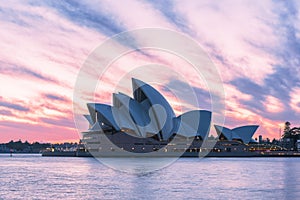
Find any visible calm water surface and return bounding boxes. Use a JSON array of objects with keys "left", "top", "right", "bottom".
[{"left": 0, "top": 154, "right": 299, "bottom": 199}]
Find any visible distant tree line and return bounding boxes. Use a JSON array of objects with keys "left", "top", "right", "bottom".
[
  {"left": 0, "top": 140, "right": 51, "bottom": 153},
  {"left": 0, "top": 140, "right": 81, "bottom": 153}
]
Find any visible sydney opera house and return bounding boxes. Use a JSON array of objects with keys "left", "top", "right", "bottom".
[{"left": 83, "top": 78, "right": 261, "bottom": 157}]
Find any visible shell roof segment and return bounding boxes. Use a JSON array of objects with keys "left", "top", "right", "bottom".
[{"left": 214, "top": 125, "right": 259, "bottom": 144}]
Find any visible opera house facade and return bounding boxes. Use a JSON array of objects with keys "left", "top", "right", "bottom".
[{"left": 83, "top": 78, "right": 262, "bottom": 157}]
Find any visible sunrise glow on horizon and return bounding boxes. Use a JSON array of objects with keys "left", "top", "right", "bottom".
[{"left": 1, "top": 1, "right": 300, "bottom": 143}]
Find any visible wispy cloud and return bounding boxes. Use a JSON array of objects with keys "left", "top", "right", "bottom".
[
  {"left": 40, "top": 0, "right": 125, "bottom": 36},
  {"left": 0, "top": 99, "right": 30, "bottom": 112},
  {"left": 40, "top": 117, "right": 75, "bottom": 128},
  {"left": 43, "top": 93, "right": 68, "bottom": 102},
  {"left": 0, "top": 109, "right": 14, "bottom": 116},
  {"left": 0, "top": 62, "right": 58, "bottom": 83},
  {"left": 146, "top": 0, "right": 194, "bottom": 35}
]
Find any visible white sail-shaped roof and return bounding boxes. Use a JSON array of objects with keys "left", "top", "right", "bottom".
[
  {"left": 132, "top": 78, "right": 175, "bottom": 140},
  {"left": 87, "top": 103, "right": 120, "bottom": 131},
  {"left": 175, "top": 110, "right": 211, "bottom": 139},
  {"left": 214, "top": 125, "right": 259, "bottom": 144},
  {"left": 113, "top": 106, "right": 137, "bottom": 132},
  {"left": 214, "top": 125, "right": 233, "bottom": 140},
  {"left": 113, "top": 93, "right": 161, "bottom": 137},
  {"left": 232, "top": 126, "right": 259, "bottom": 144}
]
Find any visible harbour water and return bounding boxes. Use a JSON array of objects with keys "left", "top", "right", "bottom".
[{"left": 0, "top": 154, "right": 299, "bottom": 199}]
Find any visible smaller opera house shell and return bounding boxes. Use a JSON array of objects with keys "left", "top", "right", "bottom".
[{"left": 214, "top": 125, "right": 259, "bottom": 144}]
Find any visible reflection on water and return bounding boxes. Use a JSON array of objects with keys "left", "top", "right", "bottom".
[
  {"left": 0, "top": 154, "right": 299, "bottom": 199},
  {"left": 97, "top": 157, "right": 179, "bottom": 173}
]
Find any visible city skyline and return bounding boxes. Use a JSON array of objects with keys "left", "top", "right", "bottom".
[{"left": 1, "top": 1, "right": 300, "bottom": 142}]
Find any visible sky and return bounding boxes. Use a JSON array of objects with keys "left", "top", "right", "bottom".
[{"left": 0, "top": 0, "right": 300, "bottom": 143}]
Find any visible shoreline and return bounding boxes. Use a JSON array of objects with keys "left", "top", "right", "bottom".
[
  {"left": 2, "top": 151, "right": 300, "bottom": 158},
  {"left": 41, "top": 151, "right": 300, "bottom": 158}
]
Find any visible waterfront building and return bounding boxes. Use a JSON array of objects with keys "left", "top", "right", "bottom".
[{"left": 82, "top": 78, "right": 269, "bottom": 156}]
